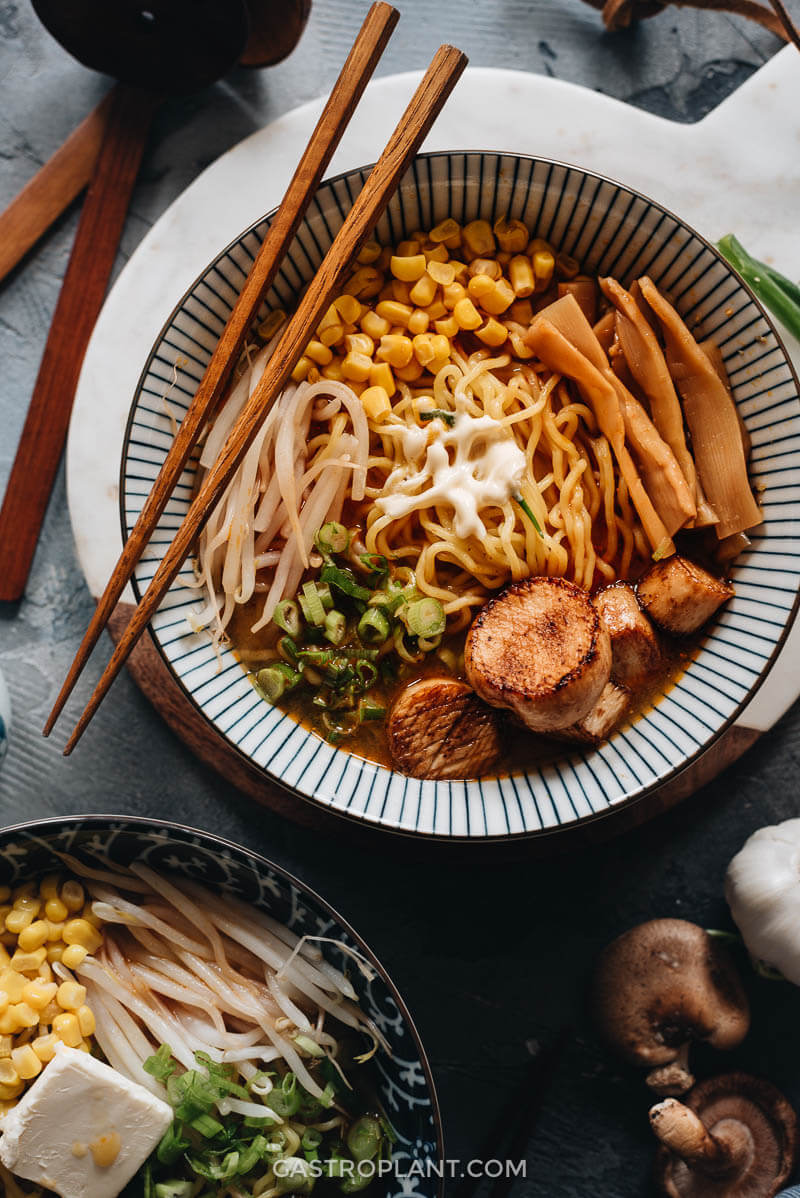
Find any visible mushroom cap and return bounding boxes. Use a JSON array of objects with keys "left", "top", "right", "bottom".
[
  {"left": 654, "top": 1073, "right": 798, "bottom": 1197},
  {"left": 591, "top": 919, "right": 750, "bottom": 1068}
]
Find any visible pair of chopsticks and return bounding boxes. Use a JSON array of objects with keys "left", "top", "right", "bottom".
[{"left": 44, "top": 3, "right": 467, "bottom": 752}]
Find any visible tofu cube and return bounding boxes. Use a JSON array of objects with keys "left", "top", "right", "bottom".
[{"left": 0, "top": 1044, "right": 173, "bottom": 1198}]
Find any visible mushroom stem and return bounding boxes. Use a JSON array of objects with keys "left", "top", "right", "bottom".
[
  {"left": 647, "top": 1044, "right": 695, "bottom": 1097},
  {"left": 650, "top": 1099, "right": 734, "bottom": 1176}
]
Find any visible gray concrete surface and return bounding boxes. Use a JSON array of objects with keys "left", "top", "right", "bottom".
[{"left": 1, "top": 2, "right": 799, "bottom": 1194}]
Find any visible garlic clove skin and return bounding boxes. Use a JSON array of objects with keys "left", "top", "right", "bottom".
[{"left": 725, "top": 818, "right": 800, "bottom": 986}]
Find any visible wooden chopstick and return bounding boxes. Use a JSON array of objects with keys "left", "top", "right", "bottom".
[
  {"left": 43, "top": 0, "right": 400, "bottom": 737},
  {"left": 61, "top": 42, "right": 468, "bottom": 754}
]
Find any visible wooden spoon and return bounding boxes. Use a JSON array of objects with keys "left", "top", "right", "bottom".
[{"left": 0, "top": 0, "right": 249, "bottom": 602}]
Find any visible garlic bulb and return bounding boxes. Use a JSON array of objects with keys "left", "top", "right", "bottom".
[{"left": 725, "top": 818, "right": 800, "bottom": 985}]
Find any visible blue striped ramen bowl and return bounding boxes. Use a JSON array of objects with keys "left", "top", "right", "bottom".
[{"left": 120, "top": 152, "right": 800, "bottom": 841}]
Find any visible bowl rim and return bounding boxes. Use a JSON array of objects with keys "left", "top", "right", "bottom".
[
  {"left": 119, "top": 148, "right": 800, "bottom": 842},
  {"left": 0, "top": 812, "right": 445, "bottom": 1187}
]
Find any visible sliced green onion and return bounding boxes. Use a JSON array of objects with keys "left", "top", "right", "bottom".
[
  {"left": 514, "top": 493, "right": 543, "bottom": 535},
  {"left": 277, "top": 635, "right": 299, "bottom": 663},
  {"left": 359, "top": 700, "right": 386, "bottom": 722},
  {"left": 272, "top": 599, "right": 302, "bottom": 638},
  {"left": 154, "top": 1182, "right": 194, "bottom": 1198},
  {"left": 324, "top": 609, "right": 347, "bottom": 645},
  {"left": 317, "top": 581, "right": 334, "bottom": 611},
  {"left": 144, "top": 1044, "right": 176, "bottom": 1082},
  {"left": 315, "top": 521, "right": 351, "bottom": 555},
  {"left": 190, "top": 1113, "right": 224, "bottom": 1138},
  {"left": 347, "top": 1115, "right": 383, "bottom": 1162},
  {"left": 256, "top": 663, "right": 301, "bottom": 702},
  {"left": 265, "top": 1073, "right": 300, "bottom": 1118},
  {"left": 297, "top": 647, "right": 334, "bottom": 667},
  {"left": 357, "top": 608, "right": 390, "bottom": 644},
  {"left": 419, "top": 408, "right": 455, "bottom": 426},
  {"left": 300, "top": 580, "right": 327, "bottom": 626},
  {"left": 717, "top": 233, "right": 800, "bottom": 340},
  {"left": 274, "top": 1158, "right": 315, "bottom": 1195},
  {"left": 359, "top": 552, "right": 388, "bottom": 579},
  {"left": 321, "top": 564, "right": 372, "bottom": 603},
  {"left": 355, "top": 660, "right": 378, "bottom": 689},
  {"left": 405, "top": 597, "right": 445, "bottom": 637}
]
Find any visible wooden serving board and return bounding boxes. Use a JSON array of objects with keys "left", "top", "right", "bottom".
[{"left": 73, "top": 59, "right": 800, "bottom": 847}]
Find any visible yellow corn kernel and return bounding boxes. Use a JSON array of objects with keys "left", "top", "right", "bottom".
[
  {"left": 39, "top": 876, "right": 60, "bottom": 900},
  {"left": 317, "top": 303, "right": 340, "bottom": 333},
  {"left": 61, "top": 881, "right": 84, "bottom": 914},
  {"left": 360, "top": 386, "right": 391, "bottom": 422},
  {"left": 32, "top": 1033, "right": 59, "bottom": 1063},
  {"left": 369, "top": 362, "right": 396, "bottom": 397},
  {"left": 63, "top": 920, "right": 102, "bottom": 955},
  {"left": 76, "top": 1005, "right": 96, "bottom": 1038},
  {"left": 341, "top": 351, "right": 373, "bottom": 383},
  {"left": 556, "top": 250, "right": 580, "bottom": 279},
  {"left": 429, "top": 334, "right": 450, "bottom": 360},
  {"left": 468, "top": 257, "right": 502, "bottom": 280},
  {"left": 426, "top": 260, "right": 456, "bottom": 287},
  {"left": 80, "top": 906, "right": 103, "bottom": 931},
  {"left": 17, "top": 921, "right": 49, "bottom": 953},
  {"left": 475, "top": 318, "right": 509, "bottom": 348},
  {"left": 0, "top": 1034, "right": 12, "bottom": 1056},
  {"left": 37, "top": 964, "right": 53, "bottom": 986},
  {"left": 22, "top": 980, "right": 58, "bottom": 1012},
  {"left": 344, "top": 332, "right": 374, "bottom": 357},
  {"left": 0, "top": 1058, "right": 17, "bottom": 1085},
  {"left": 394, "top": 358, "right": 424, "bottom": 383},
  {"left": 0, "top": 1010, "right": 19, "bottom": 1036},
  {"left": 442, "top": 282, "right": 467, "bottom": 310},
  {"left": 343, "top": 266, "right": 383, "bottom": 300},
  {"left": 434, "top": 316, "right": 459, "bottom": 338},
  {"left": 375, "top": 300, "right": 412, "bottom": 329},
  {"left": 321, "top": 359, "right": 344, "bottom": 383},
  {"left": 428, "top": 218, "right": 461, "bottom": 248},
  {"left": 11, "top": 1044, "right": 42, "bottom": 1081},
  {"left": 393, "top": 239, "right": 418, "bottom": 258},
  {"left": 462, "top": 219, "right": 495, "bottom": 259},
  {"left": 291, "top": 356, "right": 311, "bottom": 383},
  {"left": 319, "top": 322, "right": 345, "bottom": 348},
  {"left": 0, "top": 888, "right": 9, "bottom": 904},
  {"left": 44, "top": 897, "right": 69, "bottom": 924},
  {"left": 0, "top": 993, "right": 7, "bottom": 1017},
  {"left": 46, "top": 921, "right": 65, "bottom": 943},
  {"left": 38, "top": 1001, "right": 61, "bottom": 1025},
  {"left": 479, "top": 278, "right": 515, "bottom": 316},
  {"left": 406, "top": 309, "right": 430, "bottom": 336},
  {"left": 306, "top": 366, "right": 320, "bottom": 385},
  {"left": 494, "top": 216, "right": 529, "bottom": 254},
  {"left": 0, "top": 947, "right": 9, "bottom": 972},
  {"left": 390, "top": 254, "right": 426, "bottom": 283},
  {"left": 257, "top": 309, "right": 286, "bottom": 341},
  {"left": 56, "top": 982, "right": 87, "bottom": 1012},
  {"left": 46, "top": 945, "right": 65, "bottom": 966},
  {"left": 53, "top": 1012, "right": 82, "bottom": 1048},
  {"left": 360, "top": 310, "right": 390, "bottom": 341},
  {"left": 423, "top": 243, "right": 449, "bottom": 263},
  {"left": 333, "top": 294, "right": 364, "bottom": 324},
  {"left": 412, "top": 334, "right": 437, "bottom": 367},
  {"left": 409, "top": 273, "right": 437, "bottom": 308},
  {"left": 377, "top": 284, "right": 394, "bottom": 304},
  {"left": 11, "top": 948, "right": 47, "bottom": 974},
  {"left": 13, "top": 1003, "right": 39, "bottom": 1030},
  {"left": 0, "top": 1083, "right": 24, "bottom": 1103},
  {"left": 510, "top": 299, "right": 534, "bottom": 325},
  {"left": 509, "top": 255, "right": 535, "bottom": 298},
  {"left": 304, "top": 339, "right": 333, "bottom": 367},
  {"left": 0, "top": 970, "right": 25, "bottom": 1003},
  {"left": 390, "top": 280, "right": 412, "bottom": 306},
  {"left": 425, "top": 300, "right": 448, "bottom": 321},
  {"left": 376, "top": 334, "right": 413, "bottom": 369},
  {"left": 13, "top": 883, "right": 36, "bottom": 900},
  {"left": 357, "top": 240, "right": 381, "bottom": 265},
  {"left": 533, "top": 249, "right": 555, "bottom": 286},
  {"left": 453, "top": 297, "right": 483, "bottom": 331},
  {"left": 5, "top": 908, "right": 34, "bottom": 935}
]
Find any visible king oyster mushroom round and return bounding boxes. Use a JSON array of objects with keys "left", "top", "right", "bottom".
[
  {"left": 651, "top": 1073, "right": 798, "bottom": 1198},
  {"left": 591, "top": 919, "right": 750, "bottom": 1095}
]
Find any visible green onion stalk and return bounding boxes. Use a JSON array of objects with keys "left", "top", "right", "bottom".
[{"left": 717, "top": 234, "right": 800, "bottom": 342}]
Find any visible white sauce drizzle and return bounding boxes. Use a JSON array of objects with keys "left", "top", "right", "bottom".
[{"left": 377, "top": 410, "right": 526, "bottom": 540}]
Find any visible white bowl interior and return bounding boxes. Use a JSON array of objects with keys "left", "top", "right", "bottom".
[{"left": 121, "top": 152, "right": 800, "bottom": 839}]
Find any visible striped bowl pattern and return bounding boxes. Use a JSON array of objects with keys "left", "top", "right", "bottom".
[
  {"left": 121, "top": 152, "right": 800, "bottom": 840},
  {"left": 0, "top": 816, "right": 442, "bottom": 1197}
]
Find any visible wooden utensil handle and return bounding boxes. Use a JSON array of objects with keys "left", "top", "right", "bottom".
[
  {"left": 0, "top": 88, "right": 115, "bottom": 286},
  {"left": 0, "top": 85, "right": 160, "bottom": 603}
]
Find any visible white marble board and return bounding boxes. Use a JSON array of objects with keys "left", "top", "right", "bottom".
[{"left": 67, "top": 52, "right": 800, "bottom": 743}]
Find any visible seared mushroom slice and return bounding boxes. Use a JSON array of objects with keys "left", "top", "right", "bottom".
[
  {"left": 591, "top": 920, "right": 749, "bottom": 1096},
  {"left": 465, "top": 576, "right": 611, "bottom": 733},
  {"left": 386, "top": 677, "right": 502, "bottom": 780},
  {"left": 637, "top": 555, "right": 734, "bottom": 636},
  {"left": 594, "top": 582, "right": 661, "bottom": 686},
  {"left": 652, "top": 1074, "right": 797, "bottom": 1197}
]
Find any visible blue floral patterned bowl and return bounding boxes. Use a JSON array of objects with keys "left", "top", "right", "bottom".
[{"left": 0, "top": 815, "right": 443, "bottom": 1198}]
